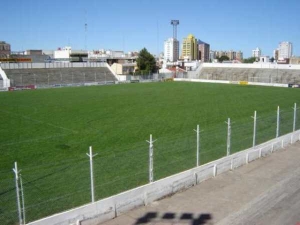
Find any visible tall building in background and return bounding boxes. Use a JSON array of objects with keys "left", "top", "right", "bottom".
[
  {"left": 181, "top": 34, "right": 198, "bottom": 60},
  {"left": 0, "top": 41, "right": 11, "bottom": 58},
  {"left": 236, "top": 51, "right": 243, "bottom": 61},
  {"left": 164, "top": 38, "right": 179, "bottom": 62},
  {"left": 273, "top": 49, "right": 279, "bottom": 60},
  {"left": 198, "top": 40, "right": 210, "bottom": 62},
  {"left": 252, "top": 47, "right": 261, "bottom": 58},
  {"left": 278, "top": 42, "right": 292, "bottom": 59}
]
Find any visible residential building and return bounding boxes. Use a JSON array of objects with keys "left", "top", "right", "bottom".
[
  {"left": 198, "top": 40, "right": 210, "bottom": 62},
  {"left": 252, "top": 47, "right": 261, "bottom": 58},
  {"left": 227, "top": 50, "right": 236, "bottom": 60},
  {"left": 236, "top": 51, "right": 243, "bottom": 61},
  {"left": 111, "top": 62, "right": 137, "bottom": 75},
  {"left": 213, "top": 50, "right": 243, "bottom": 61},
  {"left": 278, "top": 41, "right": 292, "bottom": 59},
  {"left": 290, "top": 57, "right": 300, "bottom": 65},
  {"left": 181, "top": 34, "right": 198, "bottom": 61},
  {"left": 164, "top": 38, "right": 179, "bottom": 62},
  {"left": 0, "top": 41, "right": 11, "bottom": 58},
  {"left": 273, "top": 49, "right": 279, "bottom": 60},
  {"left": 209, "top": 50, "right": 215, "bottom": 61}
]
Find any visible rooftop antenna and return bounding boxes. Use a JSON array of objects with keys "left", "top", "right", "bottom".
[
  {"left": 171, "top": 20, "right": 179, "bottom": 40},
  {"left": 85, "top": 10, "right": 88, "bottom": 51}
]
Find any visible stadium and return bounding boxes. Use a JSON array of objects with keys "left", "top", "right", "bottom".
[{"left": 1, "top": 62, "right": 300, "bottom": 225}]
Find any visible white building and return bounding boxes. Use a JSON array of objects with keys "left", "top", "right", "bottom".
[
  {"left": 252, "top": 47, "right": 261, "bottom": 58},
  {"left": 278, "top": 42, "right": 292, "bottom": 59},
  {"left": 54, "top": 46, "right": 72, "bottom": 61},
  {"left": 164, "top": 38, "right": 179, "bottom": 62}
]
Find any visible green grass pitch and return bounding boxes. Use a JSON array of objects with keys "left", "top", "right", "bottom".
[{"left": 0, "top": 82, "right": 300, "bottom": 224}]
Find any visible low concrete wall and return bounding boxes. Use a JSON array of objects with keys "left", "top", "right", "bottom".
[
  {"left": 28, "top": 130, "right": 300, "bottom": 225},
  {"left": 174, "top": 78, "right": 289, "bottom": 88}
]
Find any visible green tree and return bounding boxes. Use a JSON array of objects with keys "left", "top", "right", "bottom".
[
  {"left": 243, "top": 57, "right": 257, "bottom": 63},
  {"left": 217, "top": 56, "right": 230, "bottom": 62},
  {"left": 136, "top": 48, "right": 156, "bottom": 74}
]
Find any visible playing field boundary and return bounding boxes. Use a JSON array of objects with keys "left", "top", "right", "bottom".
[
  {"left": 174, "top": 78, "right": 288, "bottom": 88},
  {"left": 27, "top": 129, "right": 300, "bottom": 225}
]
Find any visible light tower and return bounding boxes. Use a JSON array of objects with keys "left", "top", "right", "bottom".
[{"left": 171, "top": 20, "right": 179, "bottom": 40}]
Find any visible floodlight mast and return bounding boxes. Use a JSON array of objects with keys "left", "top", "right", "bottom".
[{"left": 171, "top": 20, "right": 180, "bottom": 40}]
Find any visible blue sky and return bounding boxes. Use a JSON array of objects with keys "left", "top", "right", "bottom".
[{"left": 1, "top": 0, "right": 300, "bottom": 57}]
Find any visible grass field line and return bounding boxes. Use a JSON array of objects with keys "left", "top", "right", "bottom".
[
  {"left": 0, "top": 133, "right": 68, "bottom": 147},
  {"left": 0, "top": 109, "right": 78, "bottom": 134}
]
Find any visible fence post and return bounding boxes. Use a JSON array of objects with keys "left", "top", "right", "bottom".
[
  {"left": 194, "top": 125, "right": 200, "bottom": 167},
  {"left": 293, "top": 103, "right": 297, "bottom": 132},
  {"left": 252, "top": 111, "right": 257, "bottom": 148},
  {"left": 226, "top": 118, "right": 231, "bottom": 156},
  {"left": 13, "top": 162, "right": 23, "bottom": 225},
  {"left": 146, "top": 135, "right": 156, "bottom": 183},
  {"left": 20, "top": 175, "right": 26, "bottom": 225},
  {"left": 86, "top": 146, "right": 97, "bottom": 203},
  {"left": 276, "top": 106, "right": 280, "bottom": 138}
]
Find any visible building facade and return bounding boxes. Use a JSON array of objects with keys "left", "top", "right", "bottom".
[
  {"left": 252, "top": 47, "right": 261, "bottom": 58},
  {"left": 213, "top": 50, "right": 243, "bottom": 61},
  {"left": 278, "top": 42, "right": 292, "bottom": 59},
  {"left": 181, "top": 34, "right": 198, "bottom": 61},
  {"left": 164, "top": 38, "right": 179, "bottom": 62},
  {"left": 198, "top": 40, "right": 210, "bottom": 62},
  {"left": 236, "top": 51, "right": 243, "bottom": 61},
  {"left": 0, "top": 41, "right": 11, "bottom": 58}
]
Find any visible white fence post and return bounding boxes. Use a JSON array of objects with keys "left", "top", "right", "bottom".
[
  {"left": 146, "top": 135, "right": 156, "bottom": 183},
  {"left": 252, "top": 111, "right": 257, "bottom": 148},
  {"left": 226, "top": 118, "right": 231, "bottom": 156},
  {"left": 86, "top": 146, "right": 98, "bottom": 203},
  {"left": 20, "top": 174, "right": 26, "bottom": 225},
  {"left": 293, "top": 103, "right": 297, "bottom": 132},
  {"left": 13, "top": 162, "right": 23, "bottom": 225},
  {"left": 194, "top": 125, "right": 200, "bottom": 167},
  {"left": 276, "top": 106, "right": 280, "bottom": 138}
]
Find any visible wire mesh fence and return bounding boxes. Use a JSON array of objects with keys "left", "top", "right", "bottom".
[{"left": 0, "top": 103, "right": 299, "bottom": 225}]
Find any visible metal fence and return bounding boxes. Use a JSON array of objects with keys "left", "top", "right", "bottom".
[
  {"left": 0, "top": 103, "right": 299, "bottom": 225},
  {"left": 0, "top": 62, "right": 107, "bottom": 70}
]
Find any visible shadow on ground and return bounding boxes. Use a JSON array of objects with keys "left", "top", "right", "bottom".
[{"left": 135, "top": 212, "right": 212, "bottom": 225}]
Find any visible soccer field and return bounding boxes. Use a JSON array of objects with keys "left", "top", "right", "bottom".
[{"left": 1, "top": 82, "right": 300, "bottom": 224}]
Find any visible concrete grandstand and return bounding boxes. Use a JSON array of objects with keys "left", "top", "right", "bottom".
[
  {"left": 190, "top": 63, "right": 300, "bottom": 84},
  {"left": 3, "top": 66, "right": 117, "bottom": 87}
]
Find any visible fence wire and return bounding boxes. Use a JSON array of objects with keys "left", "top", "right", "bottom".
[{"left": 0, "top": 104, "right": 299, "bottom": 225}]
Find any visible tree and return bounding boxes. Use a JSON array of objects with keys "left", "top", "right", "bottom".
[
  {"left": 136, "top": 48, "right": 156, "bottom": 74},
  {"left": 216, "top": 56, "right": 230, "bottom": 62},
  {"left": 243, "top": 57, "right": 257, "bottom": 64},
  {"left": 270, "top": 57, "right": 275, "bottom": 63}
]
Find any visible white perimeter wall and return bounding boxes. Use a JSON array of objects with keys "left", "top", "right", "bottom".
[
  {"left": 0, "top": 66, "right": 10, "bottom": 88},
  {"left": 174, "top": 78, "right": 288, "bottom": 88},
  {"left": 28, "top": 130, "right": 300, "bottom": 225},
  {"left": 202, "top": 63, "right": 300, "bottom": 70}
]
